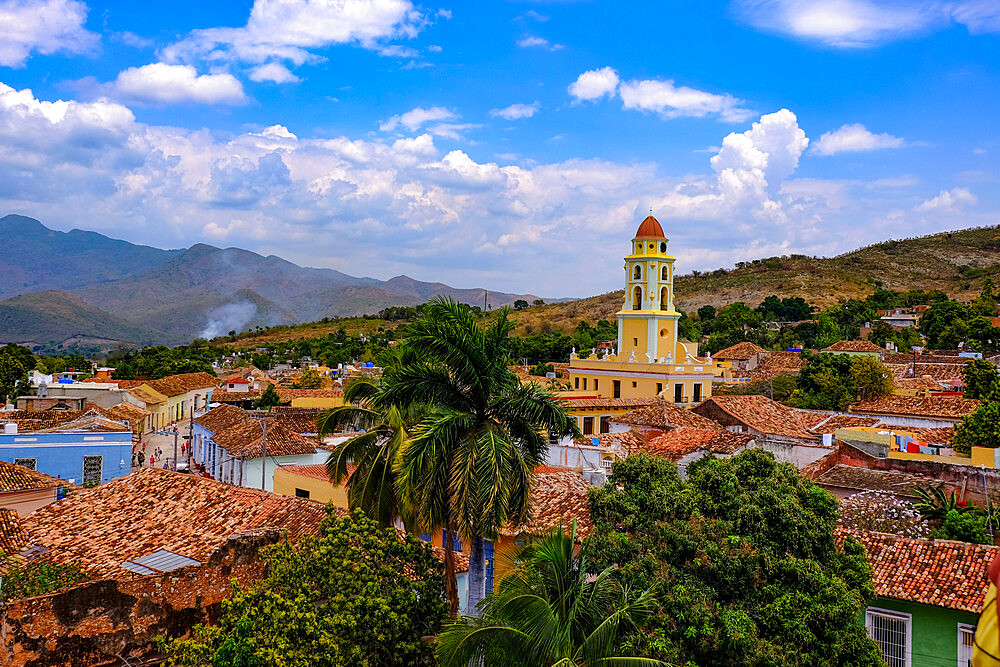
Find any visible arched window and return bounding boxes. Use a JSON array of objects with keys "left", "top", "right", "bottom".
[
  {"left": 661, "top": 265, "right": 668, "bottom": 281},
  {"left": 660, "top": 287, "right": 668, "bottom": 310},
  {"left": 633, "top": 264, "right": 642, "bottom": 280},
  {"left": 660, "top": 242, "right": 667, "bottom": 253},
  {"left": 633, "top": 286, "right": 642, "bottom": 310}
]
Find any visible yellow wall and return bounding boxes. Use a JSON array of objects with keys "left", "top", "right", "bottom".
[
  {"left": 273, "top": 468, "right": 349, "bottom": 506},
  {"left": 568, "top": 370, "right": 711, "bottom": 403},
  {"left": 290, "top": 396, "right": 344, "bottom": 408}
]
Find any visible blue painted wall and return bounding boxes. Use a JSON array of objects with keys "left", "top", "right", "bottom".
[{"left": 0, "top": 431, "right": 132, "bottom": 484}]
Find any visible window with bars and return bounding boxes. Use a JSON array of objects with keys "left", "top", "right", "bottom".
[
  {"left": 13, "top": 458, "right": 36, "bottom": 470},
  {"left": 958, "top": 623, "right": 975, "bottom": 667},
  {"left": 82, "top": 455, "right": 103, "bottom": 486},
  {"left": 865, "top": 608, "right": 910, "bottom": 667}
]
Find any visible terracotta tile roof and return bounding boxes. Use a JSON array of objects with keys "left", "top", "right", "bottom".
[
  {"left": 144, "top": 372, "right": 218, "bottom": 398},
  {"left": 840, "top": 527, "right": 999, "bottom": 612},
  {"left": 277, "top": 463, "right": 352, "bottom": 483},
  {"left": 0, "top": 461, "right": 68, "bottom": 493},
  {"left": 696, "top": 395, "right": 819, "bottom": 440},
  {"left": 504, "top": 468, "right": 592, "bottom": 538},
  {"left": 104, "top": 402, "right": 151, "bottom": 429},
  {"left": 613, "top": 399, "right": 723, "bottom": 430},
  {"left": 807, "top": 415, "right": 880, "bottom": 435},
  {"left": 560, "top": 397, "right": 659, "bottom": 410},
  {"left": 211, "top": 390, "right": 263, "bottom": 403},
  {"left": 31, "top": 412, "right": 132, "bottom": 434},
  {"left": 0, "top": 508, "right": 27, "bottom": 555},
  {"left": 19, "top": 467, "right": 329, "bottom": 579},
  {"left": 894, "top": 376, "right": 946, "bottom": 391},
  {"left": 580, "top": 430, "right": 647, "bottom": 454},
  {"left": 713, "top": 341, "right": 766, "bottom": 360},
  {"left": 642, "top": 428, "right": 754, "bottom": 461},
  {"left": 745, "top": 351, "right": 807, "bottom": 381},
  {"left": 824, "top": 340, "right": 885, "bottom": 353},
  {"left": 0, "top": 409, "right": 86, "bottom": 432},
  {"left": 81, "top": 378, "right": 143, "bottom": 389},
  {"left": 126, "top": 385, "right": 168, "bottom": 405},
  {"left": 195, "top": 405, "right": 317, "bottom": 458},
  {"left": 850, "top": 396, "right": 981, "bottom": 421},
  {"left": 813, "top": 465, "right": 936, "bottom": 498},
  {"left": 275, "top": 387, "right": 344, "bottom": 401},
  {"left": 270, "top": 407, "right": 323, "bottom": 434}
]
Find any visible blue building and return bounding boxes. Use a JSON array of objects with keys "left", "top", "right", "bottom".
[{"left": 0, "top": 413, "right": 132, "bottom": 485}]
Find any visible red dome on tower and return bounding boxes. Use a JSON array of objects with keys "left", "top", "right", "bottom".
[{"left": 634, "top": 215, "right": 665, "bottom": 239}]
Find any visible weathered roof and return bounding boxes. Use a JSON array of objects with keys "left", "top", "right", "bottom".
[
  {"left": 504, "top": 468, "right": 592, "bottom": 538},
  {"left": 0, "top": 409, "right": 86, "bottom": 432},
  {"left": 841, "top": 528, "right": 998, "bottom": 612},
  {"left": 807, "top": 415, "right": 880, "bottom": 435},
  {"left": 745, "top": 351, "right": 807, "bottom": 381},
  {"left": 195, "top": 405, "right": 317, "bottom": 458},
  {"left": 713, "top": 341, "right": 766, "bottom": 360},
  {"left": 19, "top": 467, "right": 328, "bottom": 579},
  {"left": 695, "top": 395, "right": 818, "bottom": 440},
  {"left": 144, "top": 372, "right": 218, "bottom": 397},
  {"left": 850, "top": 396, "right": 981, "bottom": 421},
  {"left": 613, "top": 398, "right": 723, "bottom": 430},
  {"left": 0, "top": 508, "right": 27, "bottom": 555},
  {"left": 275, "top": 387, "right": 344, "bottom": 402},
  {"left": 104, "top": 402, "right": 151, "bottom": 428},
  {"left": 634, "top": 215, "right": 665, "bottom": 239},
  {"left": 126, "top": 385, "right": 168, "bottom": 405},
  {"left": 211, "top": 390, "right": 263, "bottom": 403},
  {"left": 560, "top": 397, "right": 659, "bottom": 410},
  {"left": 642, "top": 428, "right": 754, "bottom": 461},
  {"left": 824, "top": 340, "right": 885, "bottom": 353},
  {"left": 0, "top": 461, "right": 69, "bottom": 493},
  {"left": 270, "top": 406, "right": 323, "bottom": 434},
  {"left": 278, "top": 464, "right": 335, "bottom": 483}
]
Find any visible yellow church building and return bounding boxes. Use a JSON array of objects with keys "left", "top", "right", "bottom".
[{"left": 567, "top": 216, "right": 728, "bottom": 404}]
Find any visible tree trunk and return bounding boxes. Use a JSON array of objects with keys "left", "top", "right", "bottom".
[
  {"left": 467, "top": 534, "right": 486, "bottom": 617},
  {"left": 444, "top": 523, "right": 459, "bottom": 619}
]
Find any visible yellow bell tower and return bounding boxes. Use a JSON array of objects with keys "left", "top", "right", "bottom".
[{"left": 617, "top": 215, "right": 681, "bottom": 363}]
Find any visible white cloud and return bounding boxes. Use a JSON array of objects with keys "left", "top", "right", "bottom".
[
  {"left": 915, "top": 187, "right": 977, "bottom": 212},
  {"left": 516, "top": 36, "right": 564, "bottom": 51},
  {"left": 732, "top": 0, "right": 1000, "bottom": 47},
  {"left": 249, "top": 62, "right": 300, "bottom": 83},
  {"left": 490, "top": 102, "right": 540, "bottom": 120},
  {"left": 568, "top": 67, "right": 619, "bottom": 101},
  {"left": 812, "top": 123, "right": 905, "bottom": 155},
  {"left": 0, "top": 0, "right": 99, "bottom": 67},
  {"left": 110, "top": 63, "right": 248, "bottom": 105},
  {"left": 377, "top": 44, "right": 420, "bottom": 58},
  {"left": 380, "top": 106, "right": 456, "bottom": 132},
  {"left": 571, "top": 67, "right": 752, "bottom": 122},
  {"left": 161, "top": 0, "right": 426, "bottom": 69},
  {"left": 619, "top": 78, "right": 753, "bottom": 123},
  {"left": 0, "top": 82, "right": 992, "bottom": 297}
]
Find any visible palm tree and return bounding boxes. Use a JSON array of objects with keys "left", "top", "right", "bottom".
[
  {"left": 389, "top": 298, "right": 580, "bottom": 616},
  {"left": 436, "top": 522, "right": 665, "bottom": 667},
  {"left": 912, "top": 485, "right": 973, "bottom": 521}
]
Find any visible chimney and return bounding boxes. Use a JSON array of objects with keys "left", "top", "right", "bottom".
[{"left": 3, "top": 423, "right": 17, "bottom": 435}]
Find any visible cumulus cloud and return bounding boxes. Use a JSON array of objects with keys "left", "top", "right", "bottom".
[
  {"left": 490, "top": 102, "right": 539, "bottom": 120},
  {"left": 568, "top": 67, "right": 619, "bottom": 101},
  {"left": 380, "top": 106, "right": 456, "bottom": 132},
  {"left": 571, "top": 67, "right": 752, "bottom": 122},
  {"left": 249, "top": 62, "right": 300, "bottom": 83},
  {"left": 0, "top": 82, "right": 983, "bottom": 296},
  {"left": 619, "top": 78, "right": 753, "bottom": 123},
  {"left": 915, "top": 187, "right": 977, "bottom": 212},
  {"left": 109, "top": 63, "right": 248, "bottom": 105},
  {"left": 516, "top": 36, "right": 564, "bottom": 51},
  {"left": 0, "top": 0, "right": 99, "bottom": 67},
  {"left": 732, "top": 0, "right": 1000, "bottom": 47},
  {"left": 161, "top": 0, "right": 425, "bottom": 69},
  {"left": 812, "top": 123, "right": 905, "bottom": 155}
]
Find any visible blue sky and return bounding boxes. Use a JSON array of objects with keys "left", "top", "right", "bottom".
[{"left": 1, "top": 0, "right": 998, "bottom": 298}]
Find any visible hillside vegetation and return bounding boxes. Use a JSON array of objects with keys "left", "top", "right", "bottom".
[{"left": 506, "top": 226, "right": 1000, "bottom": 335}]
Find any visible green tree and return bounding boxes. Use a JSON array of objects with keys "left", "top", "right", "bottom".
[
  {"left": 850, "top": 355, "right": 893, "bottom": 401},
  {"left": 389, "top": 298, "right": 580, "bottom": 616},
  {"left": 930, "top": 509, "right": 991, "bottom": 544},
  {"left": 961, "top": 359, "right": 1000, "bottom": 400},
  {"left": 790, "top": 351, "right": 857, "bottom": 410},
  {"left": 513, "top": 299, "right": 529, "bottom": 310},
  {"left": 294, "top": 368, "right": 323, "bottom": 389},
  {"left": 952, "top": 401, "right": 1000, "bottom": 455},
  {"left": 697, "top": 304, "right": 716, "bottom": 321},
  {"left": 0, "top": 354, "right": 29, "bottom": 405},
  {"left": 920, "top": 301, "right": 972, "bottom": 348},
  {"left": 255, "top": 384, "right": 282, "bottom": 409},
  {"left": 159, "top": 510, "right": 446, "bottom": 667},
  {"left": 587, "top": 451, "right": 881, "bottom": 666},
  {"left": 529, "top": 362, "right": 554, "bottom": 376},
  {"left": 437, "top": 522, "right": 664, "bottom": 667},
  {"left": 532, "top": 299, "right": 545, "bottom": 306}
]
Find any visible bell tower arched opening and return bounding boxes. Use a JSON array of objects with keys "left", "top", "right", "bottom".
[{"left": 632, "top": 286, "right": 642, "bottom": 310}]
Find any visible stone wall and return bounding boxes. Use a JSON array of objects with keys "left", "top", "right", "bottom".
[{"left": 0, "top": 530, "right": 280, "bottom": 667}]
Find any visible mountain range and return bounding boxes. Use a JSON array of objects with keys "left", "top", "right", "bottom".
[{"left": 0, "top": 215, "right": 546, "bottom": 352}]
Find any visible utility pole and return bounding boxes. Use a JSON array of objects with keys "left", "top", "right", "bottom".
[
  {"left": 172, "top": 426, "right": 178, "bottom": 472},
  {"left": 261, "top": 411, "right": 268, "bottom": 490}
]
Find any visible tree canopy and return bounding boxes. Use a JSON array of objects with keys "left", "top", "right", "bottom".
[
  {"left": 586, "top": 451, "right": 882, "bottom": 666},
  {"left": 159, "top": 510, "right": 446, "bottom": 667}
]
